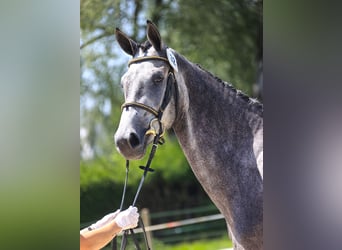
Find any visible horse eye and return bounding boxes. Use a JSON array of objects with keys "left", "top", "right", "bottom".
[{"left": 154, "top": 77, "right": 163, "bottom": 83}]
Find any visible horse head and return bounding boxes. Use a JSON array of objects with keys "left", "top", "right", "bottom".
[{"left": 114, "top": 20, "right": 178, "bottom": 160}]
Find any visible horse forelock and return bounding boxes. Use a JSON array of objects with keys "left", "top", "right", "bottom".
[
  {"left": 138, "top": 40, "right": 152, "bottom": 53},
  {"left": 135, "top": 40, "right": 168, "bottom": 59}
]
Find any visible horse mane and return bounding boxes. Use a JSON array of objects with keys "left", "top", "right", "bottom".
[
  {"left": 138, "top": 40, "right": 168, "bottom": 58},
  {"left": 138, "top": 40, "right": 151, "bottom": 52},
  {"left": 136, "top": 43, "right": 263, "bottom": 117},
  {"left": 195, "top": 63, "right": 263, "bottom": 117}
]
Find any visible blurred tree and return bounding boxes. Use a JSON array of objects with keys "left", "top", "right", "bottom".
[{"left": 164, "top": 0, "right": 262, "bottom": 95}]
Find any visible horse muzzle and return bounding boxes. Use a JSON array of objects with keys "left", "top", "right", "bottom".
[
  {"left": 115, "top": 107, "right": 160, "bottom": 159},
  {"left": 114, "top": 129, "right": 147, "bottom": 160}
]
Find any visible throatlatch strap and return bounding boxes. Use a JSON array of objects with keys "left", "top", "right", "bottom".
[{"left": 160, "top": 72, "right": 175, "bottom": 112}]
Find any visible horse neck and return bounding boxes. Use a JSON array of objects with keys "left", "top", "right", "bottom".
[
  {"left": 172, "top": 53, "right": 263, "bottom": 170},
  {"left": 170, "top": 54, "right": 263, "bottom": 248}
]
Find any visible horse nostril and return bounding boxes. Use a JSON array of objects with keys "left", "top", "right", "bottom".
[{"left": 129, "top": 133, "right": 140, "bottom": 148}]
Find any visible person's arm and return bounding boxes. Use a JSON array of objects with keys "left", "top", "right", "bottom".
[
  {"left": 80, "top": 210, "right": 120, "bottom": 235},
  {"left": 80, "top": 220, "right": 121, "bottom": 250},
  {"left": 80, "top": 206, "right": 139, "bottom": 250}
]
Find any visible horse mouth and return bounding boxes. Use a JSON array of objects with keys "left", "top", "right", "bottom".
[
  {"left": 116, "top": 146, "right": 146, "bottom": 160},
  {"left": 115, "top": 140, "right": 146, "bottom": 160}
]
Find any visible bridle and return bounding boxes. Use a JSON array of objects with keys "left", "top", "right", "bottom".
[
  {"left": 121, "top": 55, "right": 178, "bottom": 144},
  {"left": 112, "top": 54, "right": 178, "bottom": 250}
]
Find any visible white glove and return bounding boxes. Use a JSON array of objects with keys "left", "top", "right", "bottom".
[
  {"left": 90, "top": 209, "right": 120, "bottom": 230},
  {"left": 115, "top": 206, "right": 139, "bottom": 230}
]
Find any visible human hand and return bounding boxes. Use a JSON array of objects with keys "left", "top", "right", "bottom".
[
  {"left": 114, "top": 206, "right": 139, "bottom": 230},
  {"left": 90, "top": 209, "right": 120, "bottom": 230}
]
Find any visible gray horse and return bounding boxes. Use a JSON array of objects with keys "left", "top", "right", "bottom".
[{"left": 114, "top": 20, "right": 263, "bottom": 250}]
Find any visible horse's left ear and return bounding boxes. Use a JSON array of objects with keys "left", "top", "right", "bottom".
[
  {"left": 146, "top": 20, "right": 162, "bottom": 51},
  {"left": 115, "top": 28, "right": 138, "bottom": 56}
]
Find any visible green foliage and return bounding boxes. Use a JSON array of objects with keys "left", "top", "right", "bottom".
[
  {"left": 80, "top": 134, "right": 212, "bottom": 222},
  {"left": 164, "top": 0, "right": 262, "bottom": 94},
  {"left": 80, "top": 134, "right": 188, "bottom": 189}
]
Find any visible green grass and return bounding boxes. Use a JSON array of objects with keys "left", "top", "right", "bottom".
[
  {"left": 104, "top": 235, "right": 232, "bottom": 250},
  {"left": 155, "top": 236, "right": 232, "bottom": 250}
]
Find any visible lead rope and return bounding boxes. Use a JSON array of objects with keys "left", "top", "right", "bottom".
[
  {"left": 111, "top": 160, "right": 129, "bottom": 250},
  {"left": 120, "top": 160, "right": 130, "bottom": 210}
]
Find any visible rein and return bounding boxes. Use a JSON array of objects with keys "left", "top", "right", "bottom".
[
  {"left": 116, "top": 134, "right": 161, "bottom": 250},
  {"left": 112, "top": 55, "right": 177, "bottom": 250}
]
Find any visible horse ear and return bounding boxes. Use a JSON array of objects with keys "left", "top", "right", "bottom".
[
  {"left": 146, "top": 20, "right": 162, "bottom": 51},
  {"left": 115, "top": 28, "right": 138, "bottom": 56}
]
